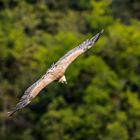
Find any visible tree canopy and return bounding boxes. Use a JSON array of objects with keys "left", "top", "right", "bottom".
[{"left": 0, "top": 0, "right": 140, "bottom": 140}]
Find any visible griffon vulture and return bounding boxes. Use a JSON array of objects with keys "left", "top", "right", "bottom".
[{"left": 8, "top": 30, "right": 104, "bottom": 117}]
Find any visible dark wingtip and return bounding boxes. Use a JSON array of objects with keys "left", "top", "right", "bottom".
[
  {"left": 7, "top": 109, "right": 19, "bottom": 117},
  {"left": 90, "top": 29, "right": 104, "bottom": 44}
]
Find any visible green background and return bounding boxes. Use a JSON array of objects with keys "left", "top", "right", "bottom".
[{"left": 0, "top": 0, "right": 140, "bottom": 139}]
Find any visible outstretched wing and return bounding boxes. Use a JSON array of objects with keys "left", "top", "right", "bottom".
[
  {"left": 8, "top": 74, "right": 54, "bottom": 117},
  {"left": 8, "top": 30, "right": 103, "bottom": 117},
  {"left": 56, "top": 30, "right": 104, "bottom": 70}
]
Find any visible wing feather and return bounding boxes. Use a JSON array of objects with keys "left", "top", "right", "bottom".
[
  {"left": 56, "top": 30, "right": 104, "bottom": 70},
  {"left": 8, "top": 74, "right": 54, "bottom": 117}
]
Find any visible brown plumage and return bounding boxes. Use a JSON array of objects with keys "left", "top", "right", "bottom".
[{"left": 8, "top": 30, "right": 104, "bottom": 117}]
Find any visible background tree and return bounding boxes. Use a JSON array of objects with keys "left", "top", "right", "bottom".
[{"left": 0, "top": 0, "right": 140, "bottom": 140}]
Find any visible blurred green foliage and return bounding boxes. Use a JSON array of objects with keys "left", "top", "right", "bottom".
[{"left": 0, "top": 0, "right": 140, "bottom": 140}]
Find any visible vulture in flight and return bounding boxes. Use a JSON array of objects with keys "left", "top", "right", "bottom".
[{"left": 8, "top": 30, "right": 104, "bottom": 117}]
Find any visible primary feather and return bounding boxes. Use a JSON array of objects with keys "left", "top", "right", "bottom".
[{"left": 8, "top": 74, "right": 54, "bottom": 116}]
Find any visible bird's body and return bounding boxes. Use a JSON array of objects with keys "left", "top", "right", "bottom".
[{"left": 8, "top": 30, "right": 104, "bottom": 117}]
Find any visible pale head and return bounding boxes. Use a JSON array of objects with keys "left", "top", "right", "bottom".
[{"left": 58, "top": 75, "right": 67, "bottom": 84}]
